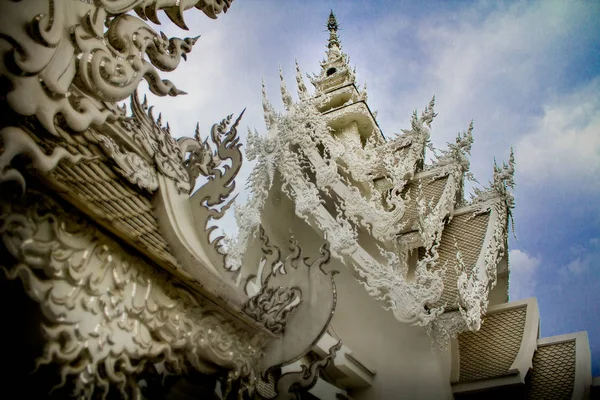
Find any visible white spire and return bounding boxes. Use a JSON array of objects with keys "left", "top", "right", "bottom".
[
  {"left": 360, "top": 82, "right": 368, "bottom": 102},
  {"left": 295, "top": 59, "right": 308, "bottom": 101},
  {"left": 262, "top": 79, "right": 276, "bottom": 129},
  {"left": 311, "top": 10, "right": 356, "bottom": 93},
  {"left": 326, "top": 10, "right": 342, "bottom": 61},
  {"left": 279, "top": 66, "right": 293, "bottom": 110}
]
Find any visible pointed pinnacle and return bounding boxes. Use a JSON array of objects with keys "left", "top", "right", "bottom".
[
  {"left": 326, "top": 10, "right": 341, "bottom": 49},
  {"left": 195, "top": 122, "right": 201, "bottom": 140},
  {"left": 327, "top": 10, "right": 338, "bottom": 32},
  {"left": 261, "top": 79, "right": 270, "bottom": 107},
  {"left": 279, "top": 66, "right": 293, "bottom": 110},
  {"left": 261, "top": 79, "right": 275, "bottom": 129},
  {"left": 295, "top": 59, "right": 308, "bottom": 100},
  {"left": 165, "top": 5, "right": 189, "bottom": 30}
]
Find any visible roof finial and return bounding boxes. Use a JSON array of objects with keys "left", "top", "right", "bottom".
[
  {"left": 261, "top": 79, "right": 276, "bottom": 130},
  {"left": 279, "top": 65, "right": 293, "bottom": 110},
  {"left": 327, "top": 10, "right": 340, "bottom": 50},
  {"left": 295, "top": 59, "right": 308, "bottom": 101}
]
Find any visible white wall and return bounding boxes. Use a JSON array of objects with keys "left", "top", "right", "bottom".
[
  {"left": 260, "top": 184, "right": 454, "bottom": 399},
  {"left": 329, "top": 261, "right": 454, "bottom": 400}
]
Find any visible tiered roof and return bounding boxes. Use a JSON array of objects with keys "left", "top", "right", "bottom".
[
  {"left": 245, "top": 11, "right": 593, "bottom": 398},
  {"left": 249, "top": 11, "right": 513, "bottom": 337}
]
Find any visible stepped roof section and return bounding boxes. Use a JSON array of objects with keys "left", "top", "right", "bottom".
[
  {"left": 241, "top": 11, "right": 515, "bottom": 344},
  {"left": 450, "top": 299, "right": 592, "bottom": 399}
]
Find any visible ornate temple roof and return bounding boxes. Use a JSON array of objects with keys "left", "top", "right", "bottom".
[{"left": 0, "top": 4, "right": 593, "bottom": 398}]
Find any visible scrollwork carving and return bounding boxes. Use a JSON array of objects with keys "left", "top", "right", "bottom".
[
  {"left": 0, "top": 0, "right": 232, "bottom": 135},
  {"left": 228, "top": 76, "right": 452, "bottom": 326},
  {"left": 96, "top": 133, "right": 159, "bottom": 192},
  {"left": 0, "top": 190, "right": 266, "bottom": 398},
  {"left": 244, "top": 286, "right": 302, "bottom": 335},
  {"left": 256, "top": 340, "right": 342, "bottom": 400},
  {"left": 426, "top": 311, "right": 468, "bottom": 352},
  {"left": 126, "top": 93, "right": 194, "bottom": 193}
]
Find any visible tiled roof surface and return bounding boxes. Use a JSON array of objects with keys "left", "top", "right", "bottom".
[
  {"left": 526, "top": 340, "right": 576, "bottom": 400},
  {"left": 36, "top": 129, "right": 181, "bottom": 270},
  {"left": 256, "top": 354, "right": 314, "bottom": 399},
  {"left": 400, "top": 175, "right": 449, "bottom": 228},
  {"left": 257, "top": 372, "right": 277, "bottom": 399},
  {"left": 433, "top": 211, "right": 490, "bottom": 309},
  {"left": 458, "top": 305, "right": 527, "bottom": 382}
]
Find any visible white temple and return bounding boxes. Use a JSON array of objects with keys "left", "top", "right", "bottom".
[{"left": 0, "top": 2, "right": 595, "bottom": 399}]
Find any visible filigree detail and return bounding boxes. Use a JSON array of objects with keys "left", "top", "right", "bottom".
[
  {"left": 244, "top": 287, "right": 302, "bottom": 335},
  {"left": 431, "top": 121, "right": 474, "bottom": 171},
  {"left": 0, "top": 0, "right": 232, "bottom": 135},
  {"left": 294, "top": 59, "right": 309, "bottom": 102},
  {"left": 447, "top": 150, "right": 515, "bottom": 334},
  {"left": 426, "top": 311, "right": 468, "bottom": 351},
  {"left": 96, "top": 133, "right": 159, "bottom": 192},
  {"left": 191, "top": 112, "right": 244, "bottom": 207},
  {"left": 226, "top": 92, "right": 441, "bottom": 271},
  {"left": 257, "top": 341, "right": 342, "bottom": 400},
  {"left": 124, "top": 91, "right": 244, "bottom": 201},
  {"left": 190, "top": 112, "right": 245, "bottom": 272},
  {"left": 125, "top": 93, "right": 193, "bottom": 193},
  {"left": 357, "top": 242, "right": 446, "bottom": 325},
  {"left": 456, "top": 245, "right": 486, "bottom": 331},
  {"left": 472, "top": 147, "right": 516, "bottom": 211},
  {"left": 225, "top": 73, "right": 452, "bottom": 325},
  {"left": 0, "top": 190, "right": 266, "bottom": 398}
]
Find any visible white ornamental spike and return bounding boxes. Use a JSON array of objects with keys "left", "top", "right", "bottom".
[
  {"left": 360, "top": 81, "right": 368, "bottom": 102},
  {"left": 421, "top": 95, "right": 437, "bottom": 126},
  {"left": 279, "top": 66, "right": 293, "bottom": 110},
  {"left": 261, "top": 79, "right": 276, "bottom": 130},
  {"left": 295, "top": 59, "right": 308, "bottom": 101}
]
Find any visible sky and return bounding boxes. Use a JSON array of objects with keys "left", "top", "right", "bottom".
[{"left": 141, "top": 0, "right": 600, "bottom": 375}]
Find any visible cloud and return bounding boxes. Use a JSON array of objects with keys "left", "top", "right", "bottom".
[
  {"left": 560, "top": 237, "right": 600, "bottom": 279},
  {"left": 515, "top": 78, "right": 600, "bottom": 186},
  {"left": 349, "top": 0, "right": 599, "bottom": 185},
  {"left": 509, "top": 249, "right": 541, "bottom": 300}
]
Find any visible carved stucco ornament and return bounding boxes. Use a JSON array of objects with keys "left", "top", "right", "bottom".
[
  {"left": 227, "top": 78, "right": 452, "bottom": 326},
  {"left": 0, "top": 189, "right": 267, "bottom": 399},
  {"left": 95, "top": 133, "right": 159, "bottom": 192},
  {"left": 123, "top": 91, "right": 198, "bottom": 194},
  {"left": 244, "top": 286, "right": 303, "bottom": 335},
  {"left": 0, "top": 0, "right": 234, "bottom": 194},
  {"left": 235, "top": 225, "right": 338, "bottom": 385},
  {"left": 0, "top": 0, "right": 230, "bottom": 135},
  {"left": 454, "top": 148, "right": 515, "bottom": 332},
  {"left": 243, "top": 226, "right": 308, "bottom": 335},
  {"left": 255, "top": 340, "right": 343, "bottom": 400},
  {"left": 0, "top": 185, "right": 339, "bottom": 399}
]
